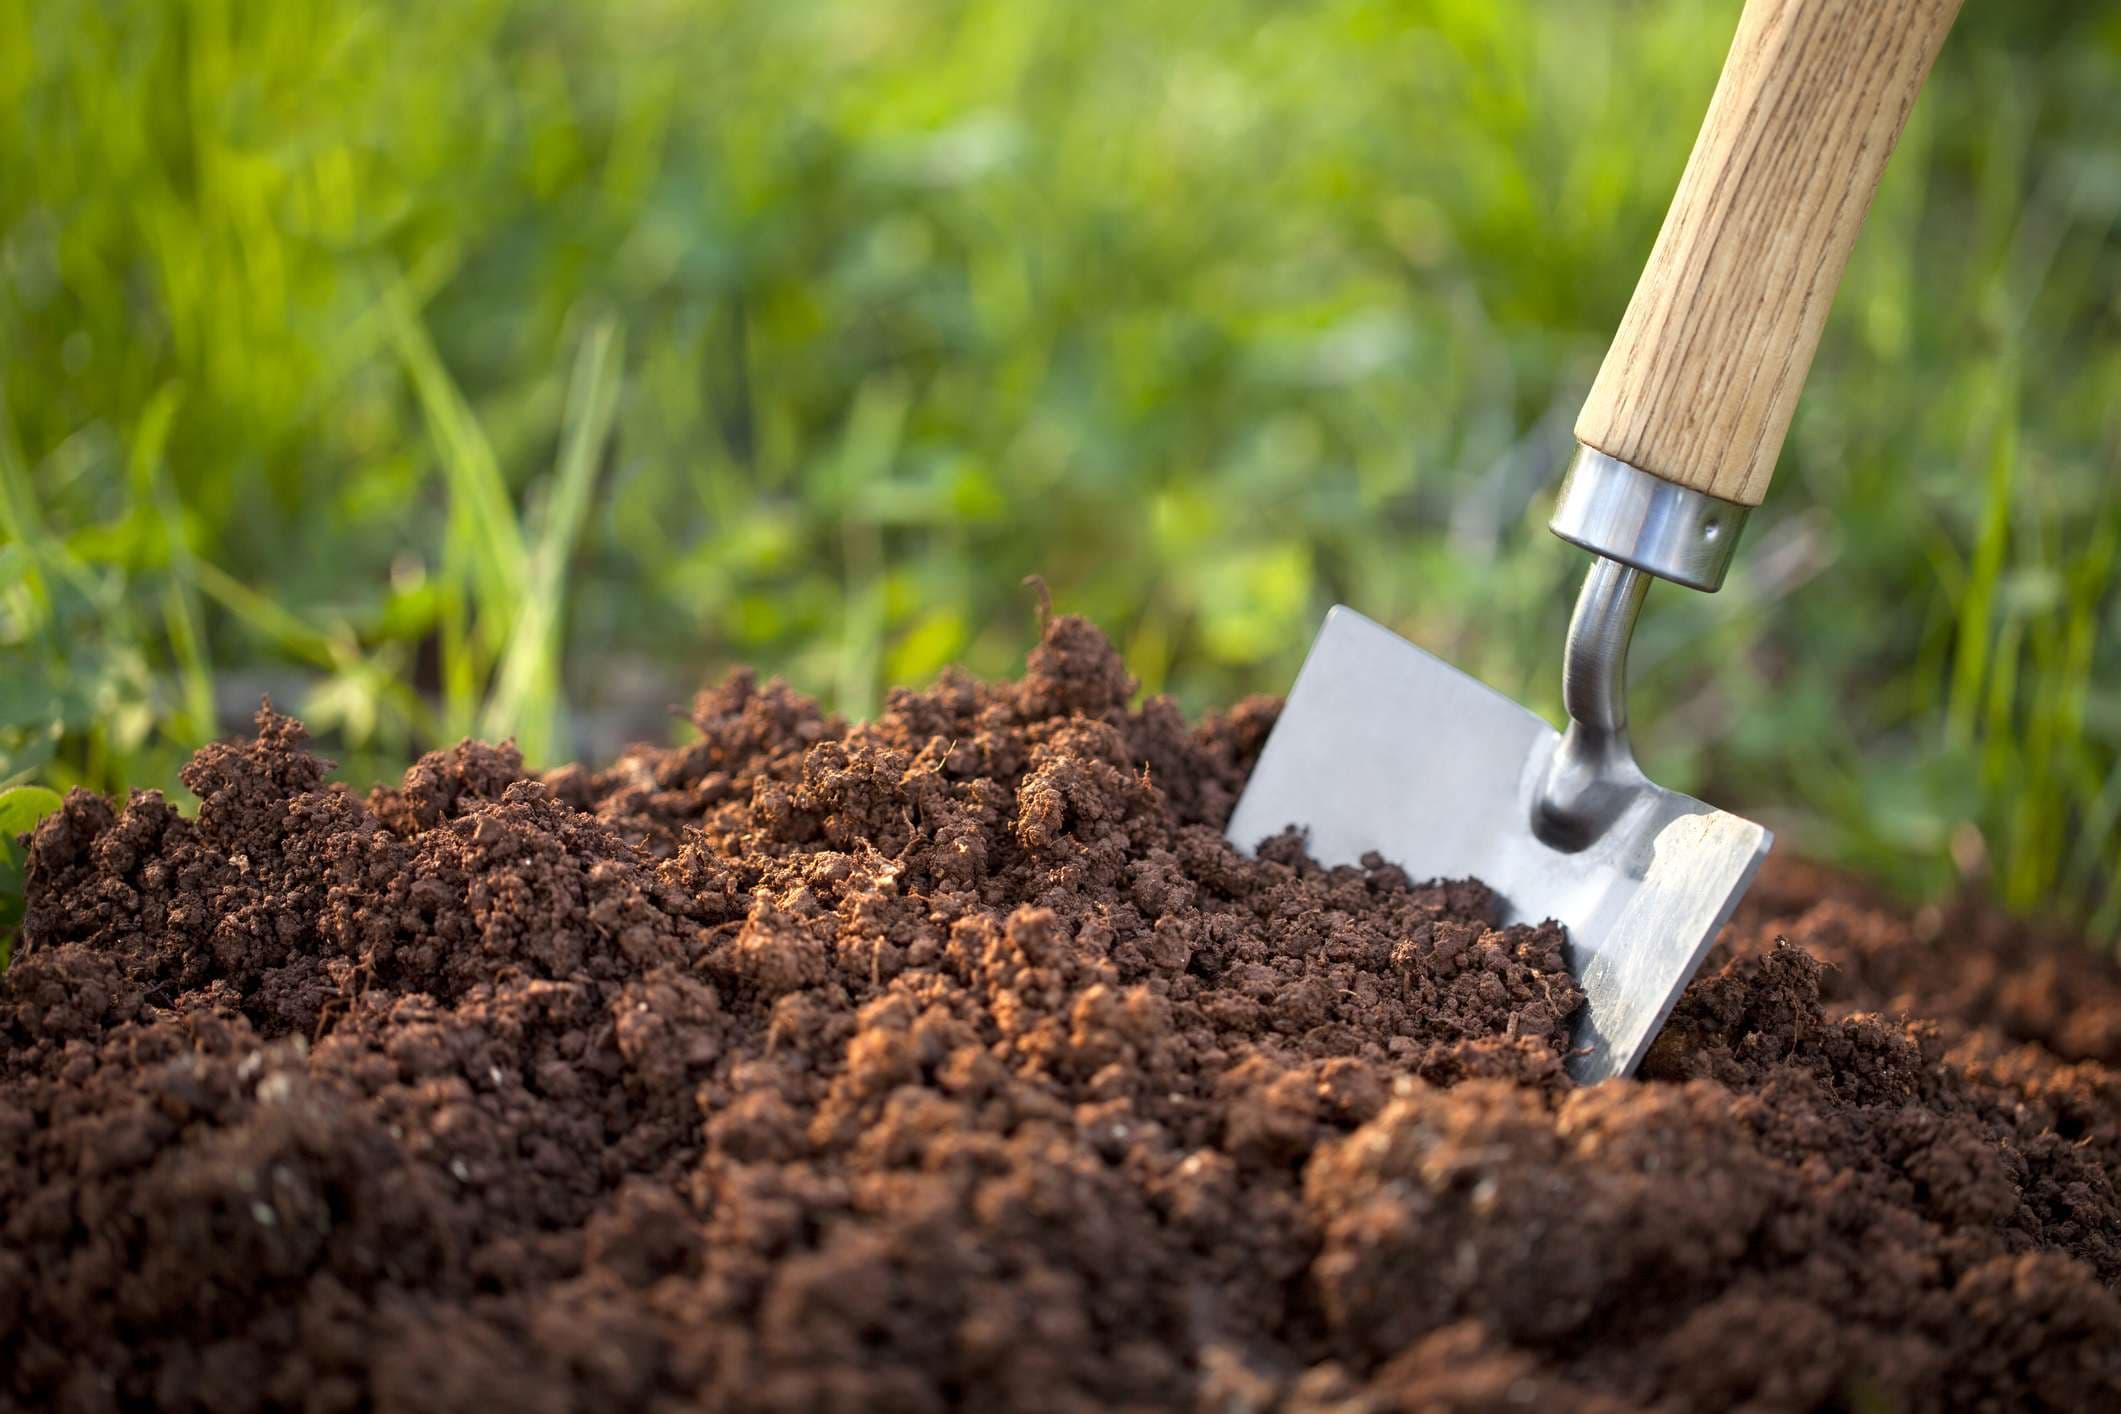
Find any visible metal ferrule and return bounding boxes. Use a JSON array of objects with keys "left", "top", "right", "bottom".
[{"left": 1549, "top": 445, "right": 1749, "bottom": 592}]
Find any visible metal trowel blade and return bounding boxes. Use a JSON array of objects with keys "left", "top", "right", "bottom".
[{"left": 1225, "top": 606, "right": 1771, "bottom": 1084}]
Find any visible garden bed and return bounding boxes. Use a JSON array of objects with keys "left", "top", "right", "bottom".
[{"left": 5, "top": 617, "right": 2118, "bottom": 1411}]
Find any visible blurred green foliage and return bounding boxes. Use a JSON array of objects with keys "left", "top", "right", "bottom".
[
  {"left": 0, "top": 786, "right": 65, "bottom": 964},
  {"left": 3, "top": 0, "right": 2119, "bottom": 930}
]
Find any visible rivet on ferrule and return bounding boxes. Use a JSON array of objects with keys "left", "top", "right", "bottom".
[{"left": 1548, "top": 445, "right": 1750, "bottom": 593}]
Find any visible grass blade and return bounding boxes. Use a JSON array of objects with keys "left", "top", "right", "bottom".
[
  {"left": 480, "top": 319, "right": 625, "bottom": 763},
  {"left": 384, "top": 273, "right": 531, "bottom": 688}
]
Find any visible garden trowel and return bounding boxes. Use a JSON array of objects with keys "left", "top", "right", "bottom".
[{"left": 1227, "top": 0, "right": 1963, "bottom": 1082}]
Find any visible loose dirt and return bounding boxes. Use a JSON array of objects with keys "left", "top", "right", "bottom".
[{"left": 5, "top": 617, "right": 2118, "bottom": 1412}]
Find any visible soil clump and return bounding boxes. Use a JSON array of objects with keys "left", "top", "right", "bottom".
[{"left": 5, "top": 617, "right": 2119, "bottom": 1411}]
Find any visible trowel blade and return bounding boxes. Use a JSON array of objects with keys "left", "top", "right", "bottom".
[{"left": 1225, "top": 606, "right": 1771, "bottom": 1084}]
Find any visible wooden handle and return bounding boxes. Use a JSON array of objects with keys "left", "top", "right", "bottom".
[{"left": 1574, "top": 0, "right": 1961, "bottom": 507}]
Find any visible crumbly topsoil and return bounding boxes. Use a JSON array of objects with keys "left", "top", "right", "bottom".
[{"left": 6, "top": 617, "right": 2119, "bottom": 1412}]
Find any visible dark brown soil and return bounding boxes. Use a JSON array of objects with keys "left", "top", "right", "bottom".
[{"left": 6, "top": 617, "right": 2119, "bottom": 1412}]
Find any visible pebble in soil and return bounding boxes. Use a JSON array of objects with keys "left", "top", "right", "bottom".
[{"left": 4, "top": 616, "right": 2119, "bottom": 1411}]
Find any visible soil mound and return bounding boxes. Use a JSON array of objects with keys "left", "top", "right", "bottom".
[{"left": 6, "top": 617, "right": 2119, "bottom": 1411}]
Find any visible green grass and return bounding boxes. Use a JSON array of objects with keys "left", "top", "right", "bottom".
[
  {"left": 3, "top": 0, "right": 2119, "bottom": 935},
  {"left": 0, "top": 786, "right": 64, "bottom": 964}
]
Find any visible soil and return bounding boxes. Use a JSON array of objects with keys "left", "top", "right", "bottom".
[{"left": 5, "top": 616, "right": 2119, "bottom": 1413}]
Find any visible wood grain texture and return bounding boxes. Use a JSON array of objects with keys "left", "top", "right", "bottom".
[{"left": 1575, "top": 0, "right": 1961, "bottom": 506}]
